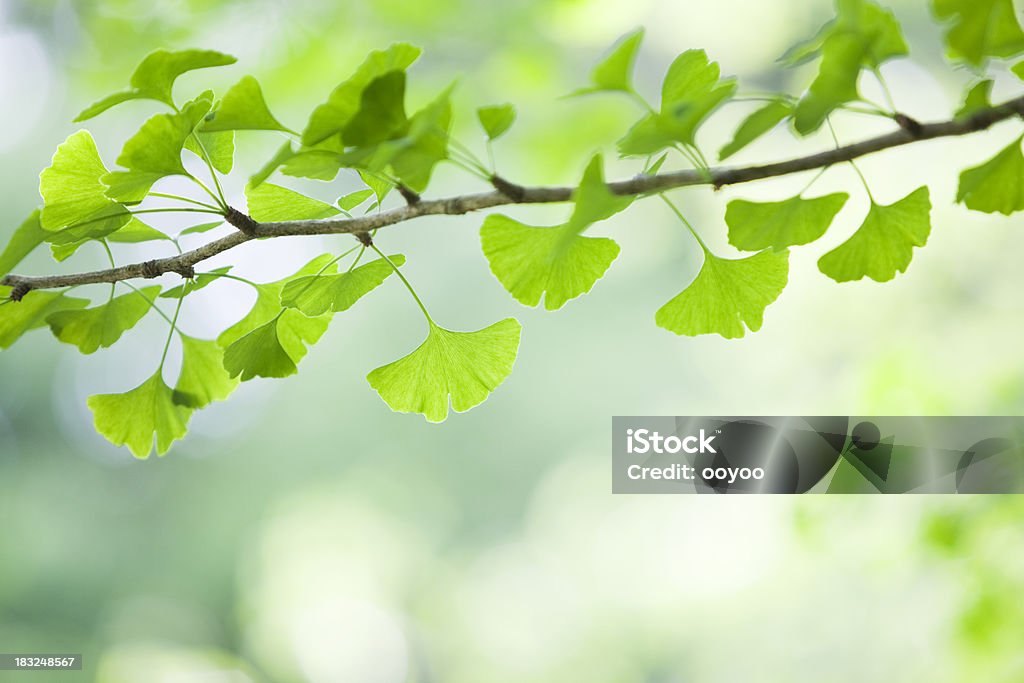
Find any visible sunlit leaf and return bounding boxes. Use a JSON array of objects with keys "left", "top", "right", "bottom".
[
  {"left": 185, "top": 130, "right": 235, "bottom": 174},
  {"left": 818, "top": 186, "right": 930, "bottom": 282},
  {"left": 366, "top": 318, "right": 521, "bottom": 422},
  {"left": 249, "top": 141, "right": 295, "bottom": 187},
  {"left": 200, "top": 75, "right": 294, "bottom": 133},
  {"left": 173, "top": 335, "right": 239, "bottom": 408},
  {"left": 179, "top": 221, "right": 225, "bottom": 237},
  {"left": 955, "top": 80, "right": 993, "bottom": 119},
  {"left": 956, "top": 137, "right": 1024, "bottom": 214},
  {"left": 586, "top": 29, "right": 645, "bottom": 93},
  {"left": 39, "top": 130, "right": 119, "bottom": 231},
  {"left": 932, "top": 0, "right": 1024, "bottom": 65},
  {"left": 160, "top": 267, "right": 232, "bottom": 299},
  {"left": 245, "top": 183, "right": 340, "bottom": 222},
  {"left": 74, "top": 48, "right": 236, "bottom": 121},
  {"left": 88, "top": 371, "right": 192, "bottom": 458},
  {"left": 719, "top": 99, "right": 793, "bottom": 160},
  {"left": 383, "top": 85, "right": 454, "bottom": 193},
  {"left": 303, "top": 43, "right": 422, "bottom": 146},
  {"left": 46, "top": 286, "right": 161, "bottom": 354},
  {"left": 476, "top": 103, "right": 516, "bottom": 140},
  {"left": 0, "top": 288, "right": 89, "bottom": 349},
  {"left": 46, "top": 205, "right": 133, "bottom": 261},
  {"left": 726, "top": 193, "right": 848, "bottom": 251},
  {"left": 342, "top": 71, "right": 409, "bottom": 146},
  {"left": 0, "top": 211, "right": 48, "bottom": 278},
  {"left": 482, "top": 155, "right": 631, "bottom": 309},
  {"left": 338, "top": 189, "right": 375, "bottom": 211},
  {"left": 281, "top": 255, "right": 404, "bottom": 316},
  {"left": 655, "top": 248, "right": 789, "bottom": 339},
  {"left": 106, "top": 218, "right": 172, "bottom": 244}
]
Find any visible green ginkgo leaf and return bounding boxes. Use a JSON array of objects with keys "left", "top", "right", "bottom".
[
  {"left": 587, "top": 29, "right": 645, "bottom": 93},
  {"left": 656, "top": 248, "right": 790, "bottom": 339},
  {"left": 366, "top": 318, "right": 521, "bottom": 422},
  {"left": 482, "top": 155, "right": 631, "bottom": 310},
  {"left": 160, "top": 267, "right": 232, "bottom": 299},
  {"left": 338, "top": 189, "right": 375, "bottom": 211},
  {"left": 303, "top": 43, "right": 422, "bottom": 146},
  {"left": 74, "top": 48, "right": 236, "bottom": 121},
  {"left": 618, "top": 49, "right": 736, "bottom": 155},
  {"left": 185, "top": 130, "right": 235, "bottom": 174},
  {"left": 106, "top": 218, "right": 172, "bottom": 244},
  {"left": 88, "top": 371, "right": 192, "bottom": 458},
  {"left": 245, "top": 183, "right": 340, "bottom": 222},
  {"left": 281, "top": 255, "right": 404, "bottom": 316},
  {"left": 0, "top": 288, "right": 89, "bottom": 349},
  {"left": 818, "top": 186, "right": 931, "bottom": 283},
  {"left": 0, "top": 211, "right": 48, "bottom": 278},
  {"left": 719, "top": 100, "right": 793, "bottom": 160},
  {"left": 342, "top": 71, "right": 410, "bottom": 146},
  {"left": 250, "top": 142, "right": 295, "bottom": 188},
  {"left": 200, "top": 75, "right": 294, "bottom": 133},
  {"left": 956, "top": 137, "right": 1024, "bottom": 215},
  {"left": 173, "top": 335, "right": 240, "bottom": 408},
  {"left": 217, "top": 255, "right": 335, "bottom": 380},
  {"left": 790, "top": 0, "right": 908, "bottom": 135},
  {"left": 47, "top": 207, "right": 138, "bottom": 262},
  {"left": 932, "top": 0, "right": 1024, "bottom": 66},
  {"left": 47, "top": 286, "right": 161, "bottom": 354},
  {"left": 380, "top": 85, "right": 454, "bottom": 193},
  {"left": 103, "top": 95, "right": 213, "bottom": 202},
  {"left": 955, "top": 80, "right": 993, "bottom": 119},
  {"left": 179, "top": 221, "right": 225, "bottom": 237},
  {"left": 476, "top": 104, "right": 516, "bottom": 140},
  {"left": 39, "top": 131, "right": 120, "bottom": 231},
  {"left": 725, "top": 193, "right": 848, "bottom": 251}
]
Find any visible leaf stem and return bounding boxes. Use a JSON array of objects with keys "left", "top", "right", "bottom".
[
  {"left": 203, "top": 271, "right": 259, "bottom": 288},
  {"left": 371, "top": 243, "right": 434, "bottom": 326},
  {"left": 158, "top": 296, "right": 184, "bottom": 371},
  {"left": 659, "top": 193, "right": 709, "bottom": 253},
  {"left": 188, "top": 133, "right": 228, "bottom": 209},
  {"left": 149, "top": 192, "right": 223, "bottom": 212},
  {"left": 873, "top": 67, "right": 898, "bottom": 114},
  {"left": 123, "top": 281, "right": 176, "bottom": 328},
  {"left": 827, "top": 118, "right": 874, "bottom": 202},
  {"left": 186, "top": 171, "right": 227, "bottom": 211},
  {"left": 797, "top": 166, "right": 830, "bottom": 196}
]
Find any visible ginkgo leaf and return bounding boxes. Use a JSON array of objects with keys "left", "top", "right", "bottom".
[
  {"left": 932, "top": 0, "right": 1024, "bottom": 66},
  {"left": 217, "top": 255, "right": 335, "bottom": 380},
  {"left": 250, "top": 142, "right": 295, "bottom": 187},
  {"left": 618, "top": 49, "right": 736, "bottom": 155},
  {"left": 39, "top": 130, "right": 120, "bottom": 231},
  {"left": 342, "top": 71, "right": 409, "bottom": 146},
  {"left": 46, "top": 204, "right": 133, "bottom": 261},
  {"left": 818, "top": 186, "right": 931, "bottom": 282},
  {"left": 955, "top": 80, "right": 993, "bottom": 119},
  {"left": 245, "top": 183, "right": 340, "bottom": 222},
  {"left": 103, "top": 95, "right": 213, "bottom": 202},
  {"left": 179, "top": 221, "right": 225, "bottom": 237},
  {"left": 303, "top": 43, "right": 422, "bottom": 146},
  {"left": 655, "top": 248, "right": 790, "bottom": 339},
  {"left": 338, "top": 189, "right": 375, "bottom": 211},
  {"left": 0, "top": 210, "right": 48, "bottom": 278},
  {"left": 587, "top": 29, "right": 645, "bottom": 93},
  {"left": 106, "top": 218, "right": 172, "bottom": 244},
  {"left": 481, "top": 155, "right": 630, "bottom": 310},
  {"left": 0, "top": 288, "right": 89, "bottom": 349},
  {"left": 88, "top": 371, "right": 192, "bottom": 458},
  {"left": 47, "top": 286, "right": 161, "bottom": 354},
  {"left": 1014, "top": 60, "right": 1024, "bottom": 79},
  {"left": 173, "top": 335, "right": 239, "bottom": 408},
  {"left": 380, "top": 85, "right": 453, "bottom": 193},
  {"left": 281, "top": 255, "right": 404, "bottom": 316},
  {"left": 726, "top": 193, "right": 848, "bottom": 251},
  {"left": 790, "top": 0, "right": 908, "bottom": 135},
  {"left": 481, "top": 216, "right": 619, "bottom": 310},
  {"left": 74, "top": 48, "right": 236, "bottom": 120},
  {"left": 719, "top": 100, "right": 793, "bottom": 160},
  {"left": 160, "top": 267, "right": 232, "bottom": 299},
  {"left": 366, "top": 318, "right": 521, "bottom": 422},
  {"left": 201, "top": 75, "right": 294, "bottom": 134},
  {"left": 476, "top": 104, "right": 516, "bottom": 140},
  {"left": 956, "top": 137, "right": 1024, "bottom": 214},
  {"left": 185, "top": 130, "right": 235, "bottom": 174}
]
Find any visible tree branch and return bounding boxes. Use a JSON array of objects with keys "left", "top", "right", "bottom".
[{"left": 5, "top": 95, "right": 1024, "bottom": 295}]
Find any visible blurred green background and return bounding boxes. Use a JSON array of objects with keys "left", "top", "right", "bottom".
[{"left": 2, "top": 0, "right": 1024, "bottom": 680}]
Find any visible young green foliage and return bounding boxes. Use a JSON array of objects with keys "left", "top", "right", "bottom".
[
  {"left": 719, "top": 100, "right": 794, "bottom": 160},
  {"left": 725, "top": 193, "right": 848, "bottom": 251},
  {"left": 0, "top": 288, "right": 89, "bottom": 349},
  {"left": 477, "top": 104, "right": 516, "bottom": 140},
  {"left": 818, "top": 186, "right": 931, "bottom": 283},
  {"left": 39, "top": 131, "right": 124, "bottom": 231},
  {"left": 173, "top": 335, "right": 239, "bottom": 409},
  {"left": 931, "top": 0, "right": 1024, "bottom": 66},
  {"left": 47, "top": 286, "right": 162, "bottom": 354},
  {"left": 160, "top": 267, "right": 232, "bottom": 299},
  {"left": 281, "top": 255, "right": 404, "bottom": 316},
  {"left": 0, "top": 211, "right": 48, "bottom": 278},
  {"left": 74, "top": 48, "right": 236, "bottom": 121},
  {"left": 618, "top": 49, "right": 736, "bottom": 155},
  {"left": 481, "top": 155, "right": 632, "bottom": 310},
  {"left": 245, "top": 183, "right": 340, "bottom": 221},
  {"left": 200, "top": 76, "right": 294, "bottom": 133},
  {"left": 956, "top": 137, "right": 1024, "bottom": 215},
  {"left": 367, "top": 318, "right": 522, "bottom": 423},
  {"left": 786, "top": 0, "right": 908, "bottom": 134},
  {"left": 656, "top": 249, "right": 790, "bottom": 339},
  {"left": 580, "top": 29, "right": 645, "bottom": 94},
  {"left": 88, "top": 372, "right": 192, "bottom": 458}
]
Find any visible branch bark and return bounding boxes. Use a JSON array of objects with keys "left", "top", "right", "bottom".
[{"left": 5, "top": 95, "right": 1024, "bottom": 295}]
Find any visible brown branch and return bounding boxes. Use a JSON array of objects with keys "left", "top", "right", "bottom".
[{"left": 4, "top": 94, "right": 1024, "bottom": 295}]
